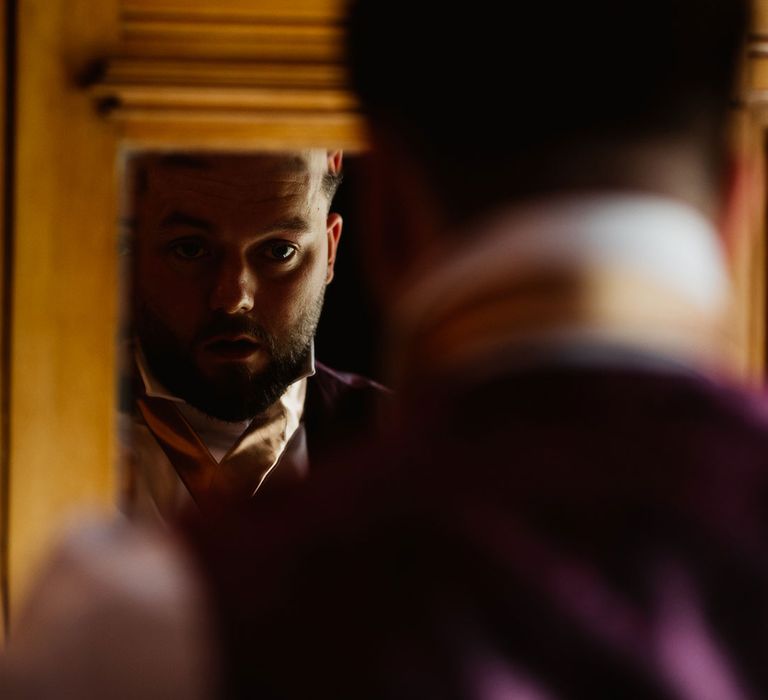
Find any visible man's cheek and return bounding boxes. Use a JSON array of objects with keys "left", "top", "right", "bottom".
[
  {"left": 143, "top": 288, "right": 204, "bottom": 346},
  {"left": 261, "top": 285, "right": 311, "bottom": 330}
]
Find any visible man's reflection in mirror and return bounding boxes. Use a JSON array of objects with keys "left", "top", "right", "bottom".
[{"left": 120, "top": 151, "right": 386, "bottom": 521}]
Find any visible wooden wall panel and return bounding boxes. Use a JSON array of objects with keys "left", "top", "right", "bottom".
[
  {"left": 755, "top": 0, "right": 768, "bottom": 37},
  {"left": 727, "top": 108, "right": 767, "bottom": 382},
  {"left": 5, "top": 0, "right": 361, "bottom": 623},
  {"left": 121, "top": 0, "right": 343, "bottom": 20},
  {"left": 739, "top": 3, "right": 768, "bottom": 379},
  {"left": 86, "top": 0, "right": 363, "bottom": 150},
  {"left": 0, "top": 0, "right": 7, "bottom": 639},
  {"left": 116, "top": 0, "right": 344, "bottom": 61},
  {"left": 8, "top": 0, "right": 121, "bottom": 616}
]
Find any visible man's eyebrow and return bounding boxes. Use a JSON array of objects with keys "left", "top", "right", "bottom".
[{"left": 159, "top": 211, "right": 214, "bottom": 233}]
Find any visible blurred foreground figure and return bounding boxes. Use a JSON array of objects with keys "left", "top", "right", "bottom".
[
  {"left": 0, "top": 521, "right": 216, "bottom": 700},
  {"left": 183, "top": 0, "right": 768, "bottom": 698}
]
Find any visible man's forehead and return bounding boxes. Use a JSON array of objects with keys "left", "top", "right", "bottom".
[{"left": 133, "top": 150, "right": 325, "bottom": 204}]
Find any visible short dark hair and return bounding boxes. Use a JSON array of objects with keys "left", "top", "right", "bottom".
[
  {"left": 127, "top": 152, "right": 342, "bottom": 222},
  {"left": 322, "top": 170, "right": 344, "bottom": 204},
  {"left": 347, "top": 0, "right": 750, "bottom": 223}
]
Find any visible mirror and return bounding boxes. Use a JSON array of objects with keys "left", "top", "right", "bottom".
[{"left": 117, "top": 150, "right": 383, "bottom": 520}]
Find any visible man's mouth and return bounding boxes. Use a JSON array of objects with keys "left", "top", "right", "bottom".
[{"left": 201, "top": 335, "right": 264, "bottom": 361}]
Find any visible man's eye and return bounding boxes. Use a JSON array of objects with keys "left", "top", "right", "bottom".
[
  {"left": 266, "top": 243, "right": 297, "bottom": 261},
  {"left": 170, "top": 240, "right": 208, "bottom": 260}
]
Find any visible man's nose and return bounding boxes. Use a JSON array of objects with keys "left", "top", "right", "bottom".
[{"left": 209, "top": 257, "right": 256, "bottom": 314}]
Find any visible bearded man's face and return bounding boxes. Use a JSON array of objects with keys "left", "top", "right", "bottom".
[{"left": 130, "top": 152, "right": 342, "bottom": 422}]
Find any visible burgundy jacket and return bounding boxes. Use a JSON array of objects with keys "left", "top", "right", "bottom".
[
  {"left": 303, "top": 361, "right": 390, "bottom": 463},
  {"left": 186, "top": 360, "right": 768, "bottom": 699}
]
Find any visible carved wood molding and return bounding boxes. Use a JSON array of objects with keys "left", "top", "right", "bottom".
[
  {"left": 117, "top": 0, "right": 344, "bottom": 59},
  {"left": 90, "top": 59, "right": 353, "bottom": 115},
  {"left": 117, "top": 20, "right": 342, "bottom": 62},
  {"left": 86, "top": 58, "right": 362, "bottom": 149},
  {"left": 120, "top": 0, "right": 342, "bottom": 23},
  {"left": 83, "top": 0, "right": 363, "bottom": 148}
]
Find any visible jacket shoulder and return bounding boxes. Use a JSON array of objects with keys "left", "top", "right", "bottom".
[
  {"left": 303, "top": 362, "right": 391, "bottom": 458},
  {"left": 313, "top": 361, "right": 390, "bottom": 395}
]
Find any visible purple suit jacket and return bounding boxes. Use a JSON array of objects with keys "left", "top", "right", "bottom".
[
  {"left": 304, "top": 361, "right": 390, "bottom": 462},
  {"left": 185, "top": 361, "right": 768, "bottom": 699}
]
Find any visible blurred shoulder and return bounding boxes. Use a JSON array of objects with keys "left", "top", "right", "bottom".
[{"left": 2, "top": 519, "right": 215, "bottom": 700}]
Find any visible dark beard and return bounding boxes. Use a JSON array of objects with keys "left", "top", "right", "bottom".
[{"left": 135, "top": 295, "right": 323, "bottom": 422}]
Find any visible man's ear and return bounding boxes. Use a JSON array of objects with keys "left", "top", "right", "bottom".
[
  {"left": 325, "top": 212, "right": 343, "bottom": 284},
  {"left": 327, "top": 150, "right": 343, "bottom": 175}
]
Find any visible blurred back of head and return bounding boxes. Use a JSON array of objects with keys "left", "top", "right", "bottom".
[{"left": 347, "top": 0, "right": 750, "bottom": 225}]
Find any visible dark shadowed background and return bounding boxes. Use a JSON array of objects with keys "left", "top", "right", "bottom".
[{"left": 314, "top": 155, "right": 384, "bottom": 383}]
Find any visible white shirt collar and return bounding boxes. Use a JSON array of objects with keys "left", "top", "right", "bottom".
[
  {"left": 396, "top": 193, "right": 730, "bottom": 331},
  {"left": 135, "top": 341, "right": 316, "bottom": 462}
]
